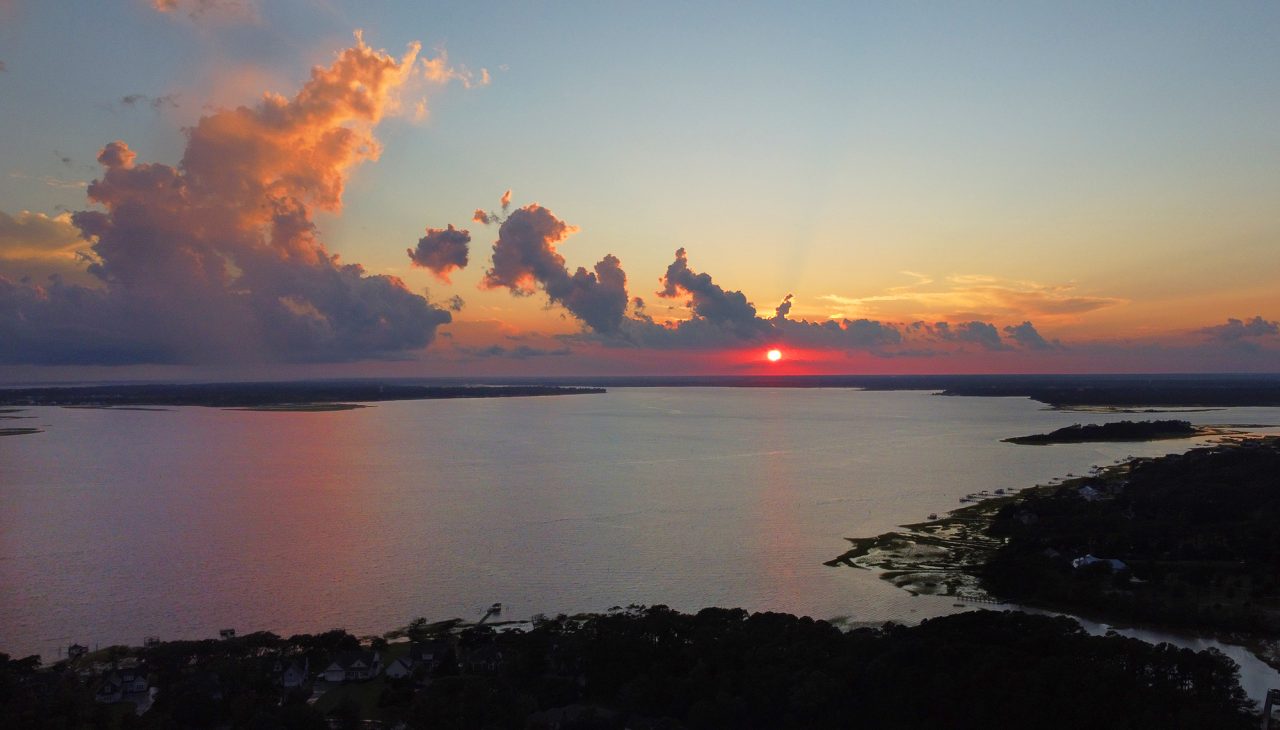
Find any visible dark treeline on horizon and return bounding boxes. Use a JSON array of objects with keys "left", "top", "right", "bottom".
[
  {"left": 0, "top": 383, "right": 604, "bottom": 408},
  {"left": 4, "top": 373, "right": 1280, "bottom": 408}
]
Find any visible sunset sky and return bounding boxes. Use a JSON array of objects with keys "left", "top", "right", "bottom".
[{"left": 1, "top": 1, "right": 1278, "bottom": 379}]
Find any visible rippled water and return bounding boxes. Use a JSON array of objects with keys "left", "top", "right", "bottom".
[{"left": 2, "top": 388, "right": 1277, "bottom": 696}]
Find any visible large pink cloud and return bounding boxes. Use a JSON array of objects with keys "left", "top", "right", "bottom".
[{"left": 0, "top": 35, "right": 451, "bottom": 365}]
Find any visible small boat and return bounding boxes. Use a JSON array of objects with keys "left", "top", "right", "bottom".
[{"left": 928, "top": 513, "right": 938, "bottom": 520}]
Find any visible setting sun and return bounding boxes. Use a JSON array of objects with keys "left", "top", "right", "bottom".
[{"left": 766, "top": 348, "right": 782, "bottom": 362}]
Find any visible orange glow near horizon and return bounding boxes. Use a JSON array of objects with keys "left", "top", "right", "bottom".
[{"left": 766, "top": 348, "right": 782, "bottom": 362}]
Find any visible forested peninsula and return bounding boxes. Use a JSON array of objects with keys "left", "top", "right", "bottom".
[
  {"left": 1003, "top": 419, "right": 1204, "bottom": 444},
  {"left": 831, "top": 437, "right": 1280, "bottom": 669}
]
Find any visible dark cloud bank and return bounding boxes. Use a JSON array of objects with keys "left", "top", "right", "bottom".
[
  {"left": 447, "top": 196, "right": 1076, "bottom": 357},
  {"left": 440, "top": 195, "right": 1276, "bottom": 363}
]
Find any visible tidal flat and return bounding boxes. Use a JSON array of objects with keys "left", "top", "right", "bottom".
[
  {"left": 0, "top": 422, "right": 41, "bottom": 435},
  {"left": 0, "top": 427, "right": 42, "bottom": 437}
]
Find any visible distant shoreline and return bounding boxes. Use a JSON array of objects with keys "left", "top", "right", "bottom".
[
  {"left": 0, "top": 383, "right": 605, "bottom": 409},
  {"left": 4, "top": 374, "right": 1280, "bottom": 408}
]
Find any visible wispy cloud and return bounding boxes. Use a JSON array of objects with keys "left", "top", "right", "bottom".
[
  {"left": 118, "top": 93, "right": 180, "bottom": 112},
  {"left": 8, "top": 172, "right": 88, "bottom": 189},
  {"left": 821, "top": 272, "right": 1124, "bottom": 323},
  {"left": 150, "top": 0, "right": 259, "bottom": 24},
  {"left": 421, "top": 49, "right": 490, "bottom": 89},
  {"left": 456, "top": 344, "right": 572, "bottom": 360},
  {"left": 0, "top": 210, "right": 86, "bottom": 262}
]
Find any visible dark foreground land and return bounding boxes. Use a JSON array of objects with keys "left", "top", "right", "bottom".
[
  {"left": 0, "top": 382, "right": 604, "bottom": 409},
  {"left": 1, "top": 608, "right": 1260, "bottom": 729},
  {"left": 832, "top": 437, "right": 1280, "bottom": 667},
  {"left": 1003, "top": 419, "right": 1204, "bottom": 445}
]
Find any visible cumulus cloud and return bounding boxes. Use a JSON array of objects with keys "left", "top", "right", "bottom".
[
  {"left": 774, "top": 294, "right": 793, "bottom": 320},
  {"left": 477, "top": 199, "right": 630, "bottom": 335},
  {"left": 0, "top": 35, "right": 453, "bottom": 365},
  {"left": 407, "top": 224, "right": 470, "bottom": 282},
  {"left": 657, "top": 248, "right": 767, "bottom": 339},
  {"left": 932, "top": 321, "right": 1006, "bottom": 350},
  {"left": 1003, "top": 320, "right": 1058, "bottom": 350},
  {"left": 600, "top": 249, "right": 902, "bottom": 351},
  {"left": 447, "top": 294, "right": 465, "bottom": 312},
  {"left": 1199, "top": 316, "right": 1279, "bottom": 343}
]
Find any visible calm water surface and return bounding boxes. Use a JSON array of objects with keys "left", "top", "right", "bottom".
[{"left": 2, "top": 388, "right": 1277, "bottom": 696}]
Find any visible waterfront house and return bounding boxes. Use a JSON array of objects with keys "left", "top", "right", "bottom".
[
  {"left": 118, "top": 667, "right": 149, "bottom": 694},
  {"left": 323, "top": 650, "right": 381, "bottom": 682},
  {"left": 386, "top": 640, "right": 451, "bottom": 679},
  {"left": 384, "top": 655, "right": 415, "bottom": 680},
  {"left": 94, "top": 674, "right": 124, "bottom": 704},
  {"left": 271, "top": 656, "right": 310, "bottom": 688}
]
